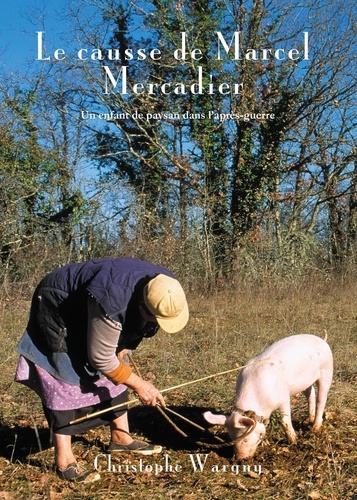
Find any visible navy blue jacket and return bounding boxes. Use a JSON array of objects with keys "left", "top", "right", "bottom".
[{"left": 17, "top": 258, "right": 175, "bottom": 384}]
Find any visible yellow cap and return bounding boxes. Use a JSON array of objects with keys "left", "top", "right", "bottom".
[{"left": 143, "top": 274, "right": 189, "bottom": 333}]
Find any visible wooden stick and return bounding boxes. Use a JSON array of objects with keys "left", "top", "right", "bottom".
[
  {"left": 128, "top": 353, "right": 142, "bottom": 377},
  {"left": 31, "top": 416, "right": 42, "bottom": 452},
  {"left": 69, "top": 360, "right": 267, "bottom": 425},
  {"left": 129, "top": 354, "right": 209, "bottom": 435},
  {"left": 158, "top": 405, "right": 207, "bottom": 432}
]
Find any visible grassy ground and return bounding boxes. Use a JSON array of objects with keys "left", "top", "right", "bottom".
[{"left": 0, "top": 275, "right": 356, "bottom": 499}]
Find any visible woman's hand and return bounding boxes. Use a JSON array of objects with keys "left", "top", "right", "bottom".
[
  {"left": 117, "top": 349, "right": 130, "bottom": 362},
  {"left": 125, "top": 372, "right": 166, "bottom": 407}
]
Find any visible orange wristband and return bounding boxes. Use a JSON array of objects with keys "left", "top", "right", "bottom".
[{"left": 105, "top": 363, "right": 132, "bottom": 385}]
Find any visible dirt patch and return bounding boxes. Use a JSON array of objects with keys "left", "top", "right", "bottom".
[{"left": 0, "top": 401, "right": 356, "bottom": 499}]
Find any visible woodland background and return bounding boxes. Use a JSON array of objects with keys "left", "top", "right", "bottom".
[{"left": 1, "top": 0, "right": 356, "bottom": 292}]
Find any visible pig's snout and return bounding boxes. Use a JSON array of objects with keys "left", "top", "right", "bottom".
[
  {"left": 233, "top": 428, "right": 266, "bottom": 460},
  {"left": 234, "top": 446, "right": 254, "bottom": 460}
]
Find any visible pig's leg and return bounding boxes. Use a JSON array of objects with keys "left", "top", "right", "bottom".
[
  {"left": 279, "top": 403, "right": 297, "bottom": 444},
  {"left": 312, "top": 374, "right": 332, "bottom": 432},
  {"left": 303, "top": 385, "right": 316, "bottom": 423}
]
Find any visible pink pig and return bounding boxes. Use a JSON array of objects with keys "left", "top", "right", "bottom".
[{"left": 203, "top": 333, "right": 333, "bottom": 459}]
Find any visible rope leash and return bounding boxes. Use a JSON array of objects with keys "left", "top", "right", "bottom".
[
  {"left": 68, "top": 355, "right": 268, "bottom": 452},
  {"left": 69, "top": 360, "right": 268, "bottom": 425},
  {"left": 128, "top": 354, "right": 228, "bottom": 448},
  {"left": 130, "top": 354, "right": 218, "bottom": 442},
  {"left": 129, "top": 354, "right": 254, "bottom": 450}
]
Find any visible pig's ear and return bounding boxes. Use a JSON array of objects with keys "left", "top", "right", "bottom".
[
  {"left": 233, "top": 414, "right": 255, "bottom": 430},
  {"left": 203, "top": 411, "right": 228, "bottom": 426}
]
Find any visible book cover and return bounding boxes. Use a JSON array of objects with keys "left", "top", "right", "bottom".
[{"left": 0, "top": 1, "right": 356, "bottom": 498}]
